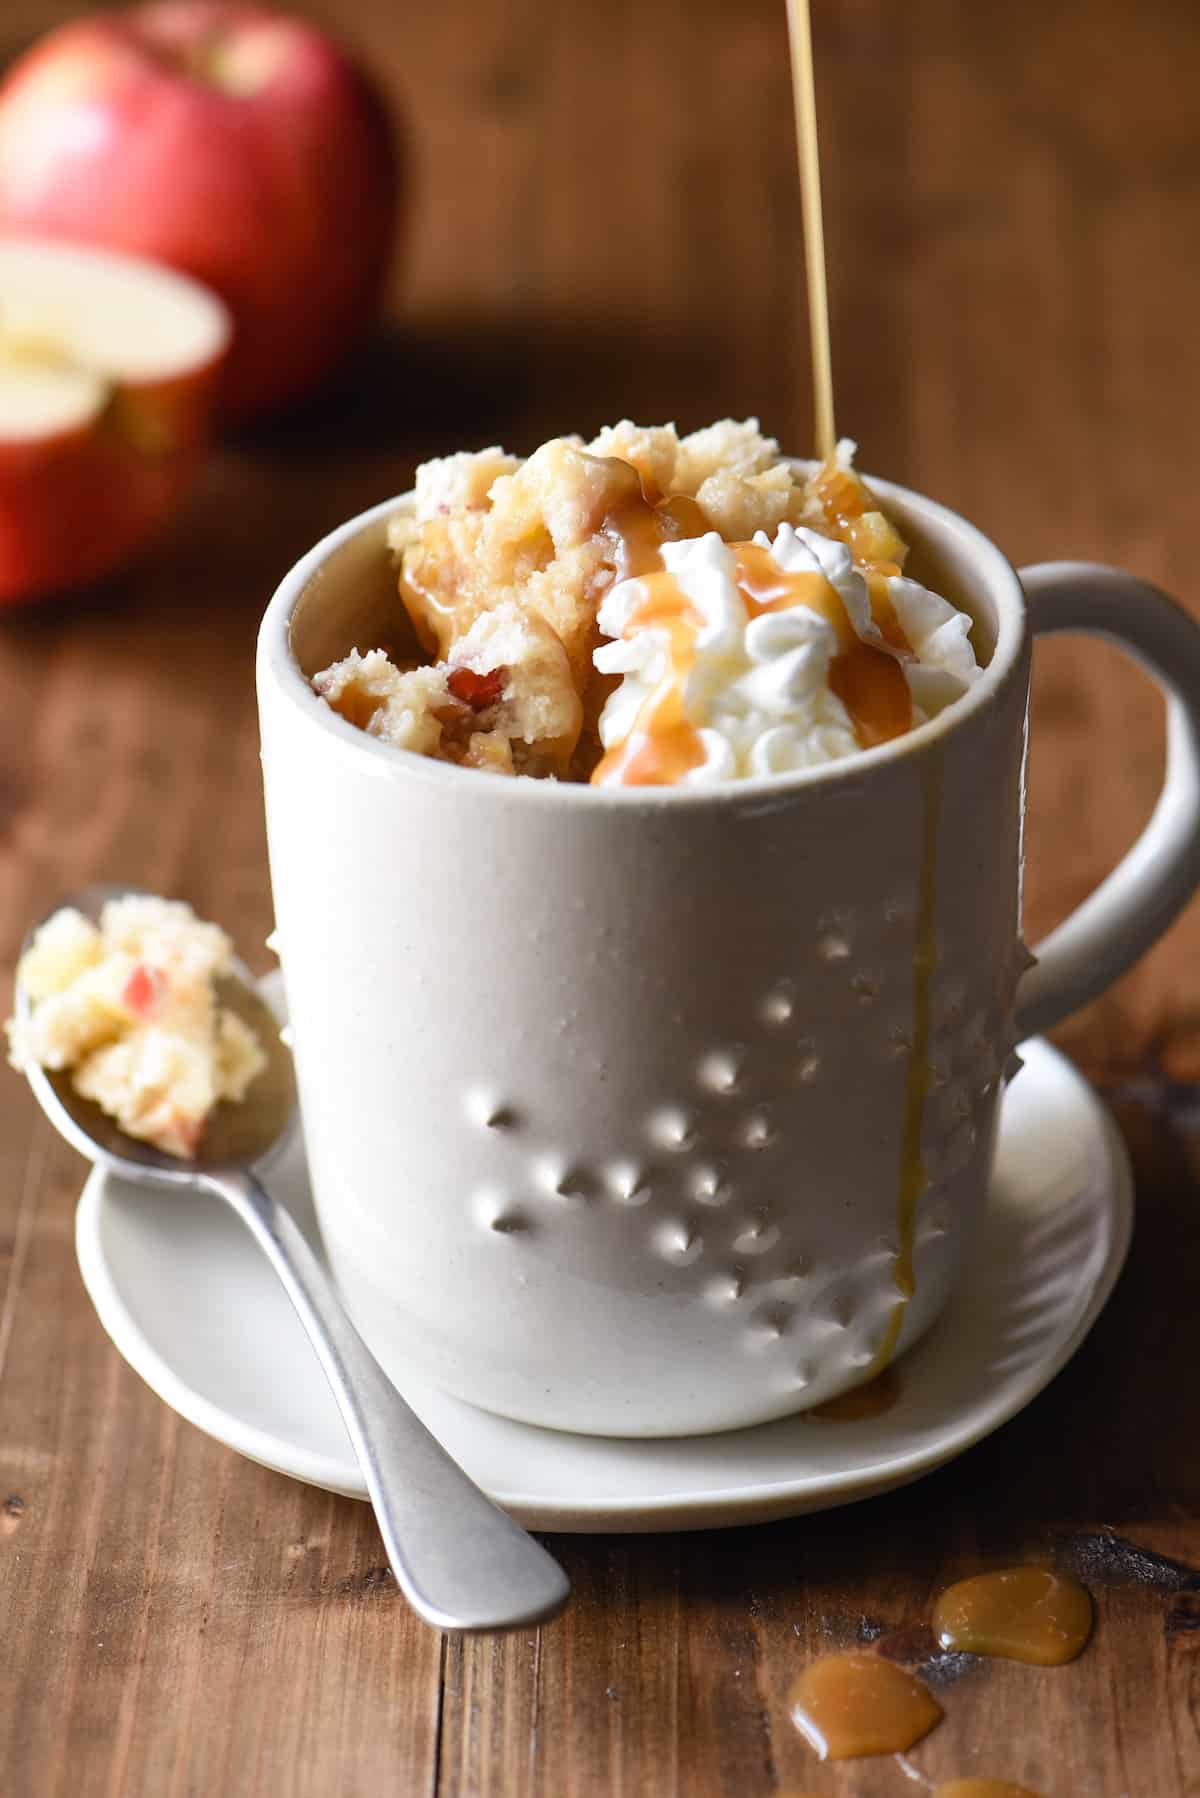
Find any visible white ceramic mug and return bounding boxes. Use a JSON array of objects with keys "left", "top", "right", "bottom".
[{"left": 257, "top": 474, "right": 1200, "bottom": 1436}]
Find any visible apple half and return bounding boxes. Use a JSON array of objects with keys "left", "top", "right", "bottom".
[{"left": 0, "top": 237, "right": 230, "bottom": 603}]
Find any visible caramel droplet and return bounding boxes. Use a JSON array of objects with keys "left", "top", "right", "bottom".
[
  {"left": 933, "top": 1567, "right": 1093, "bottom": 1666},
  {"left": 934, "top": 1782, "right": 1044, "bottom": 1798},
  {"left": 809, "top": 1366, "right": 901, "bottom": 1421},
  {"left": 789, "top": 1650, "right": 942, "bottom": 1760}
]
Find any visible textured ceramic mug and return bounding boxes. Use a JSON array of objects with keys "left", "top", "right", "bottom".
[{"left": 257, "top": 473, "right": 1200, "bottom": 1436}]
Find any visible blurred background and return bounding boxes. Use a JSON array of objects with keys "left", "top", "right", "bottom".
[
  {"left": 2, "top": 7, "right": 1200, "bottom": 1792},
  {"left": 0, "top": 0, "right": 1197, "bottom": 1070}
]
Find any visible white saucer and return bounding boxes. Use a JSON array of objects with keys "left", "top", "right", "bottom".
[{"left": 75, "top": 1034, "right": 1132, "bottom": 1533}]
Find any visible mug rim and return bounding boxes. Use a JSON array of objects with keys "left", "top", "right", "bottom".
[{"left": 257, "top": 464, "right": 1028, "bottom": 810}]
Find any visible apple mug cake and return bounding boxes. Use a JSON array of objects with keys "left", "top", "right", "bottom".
[
  {"left": 312, "top": 420, "right": 983, "bottom": 786},
  {"left": 8, "top": 895, "right": 267, "bottom": 1159}
]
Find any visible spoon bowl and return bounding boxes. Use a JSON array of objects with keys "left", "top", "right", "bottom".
[{"left": 30, "top": 968, "right": 296, "bottom": 1180}]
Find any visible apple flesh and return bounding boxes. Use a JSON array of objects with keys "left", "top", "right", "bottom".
[
  {"left": 0, "top": 237, "right": 230, "bottom": 604},
  {"left": 0, "top": 2, "right": 399, "bottom": 420}
]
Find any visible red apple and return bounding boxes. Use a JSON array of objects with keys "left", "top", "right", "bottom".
[
  {"left": 0, "top": 237, "right": 230, "bottom": 603},
  {"left": 0, "top": 2, "right": 399, "bottom": 421}
]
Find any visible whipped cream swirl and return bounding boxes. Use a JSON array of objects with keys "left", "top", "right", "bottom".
[{"left": 593, "top": 526, "right": 981, "bottom": 785}]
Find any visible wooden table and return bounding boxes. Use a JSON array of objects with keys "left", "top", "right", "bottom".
[{"left": 2, "top": 1, "right": 1199, "bottom": 1791}]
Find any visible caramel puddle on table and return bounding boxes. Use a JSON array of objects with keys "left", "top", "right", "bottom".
[
  {"left": 789, "top": 1650, "right": 942, "bottom": 1759},
  {"left": 933, "top": 1567, "right": 1093, "bottom": 1665},
  {"left": 934, "top": 1782, "right": 1044, "bottom": 1798}
]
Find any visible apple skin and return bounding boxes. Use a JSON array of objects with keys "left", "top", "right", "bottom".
[
  {"left": 0, "top": 2, "right": 400, "bottom": 421},
  {"left": 0, "top": 358, "right": 224, "bottom": 605}
]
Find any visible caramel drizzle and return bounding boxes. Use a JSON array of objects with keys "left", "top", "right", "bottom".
[
  {"left": 811, "top": 457, "right": 907, "bottom": 578},
  {"left": 809, "top": 1363, "right": 901, "bottom": 1421},
  {"left": 934, "top": 1782, "right": 1043, "bottom": 1798},
  {"left": 592, "top": 544, "right": 913, "bottom": 787},
  {"left": 591, "top": 577, "right": 707, "bottom": 788},
  {"left": 400, "top": 555, "right": 463, "bottom": 660},
  {"left": 869, "top": 748, "right": 941, "bottom": 1375},
  {"left": 400, "top": 460, "right": 709, "bottom": 666},
  {"left": 603, "top": 486, "right": 709, "bottom": 583},
  {"left": 785, "top": 0, "right": 837, "bottom": 463}
]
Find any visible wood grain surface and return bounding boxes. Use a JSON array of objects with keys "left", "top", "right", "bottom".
[{"left": 2, "top": 1, "right": 1199, "bottom": 1793}]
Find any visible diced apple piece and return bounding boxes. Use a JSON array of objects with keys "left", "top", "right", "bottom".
[{"left": 122, "top": 962, "right": 169, "bottom": 1020}]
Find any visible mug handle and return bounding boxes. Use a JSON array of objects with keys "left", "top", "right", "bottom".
[{"left": 1015, "top": 561, "right": 1200, "bottom": 1040}]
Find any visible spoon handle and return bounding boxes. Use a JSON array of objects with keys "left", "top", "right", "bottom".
[{"left": 203, "top": 1168, "right": 569, "bottom": 1632}]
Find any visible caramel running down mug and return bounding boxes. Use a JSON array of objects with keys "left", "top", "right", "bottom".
[{"left": 257, "top": 471, "right": 1200, "bottom": 1436}]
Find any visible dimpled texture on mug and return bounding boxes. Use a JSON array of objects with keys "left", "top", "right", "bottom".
[{"left": 454, "top": 912, "right": 1024, "bottom": 1392}]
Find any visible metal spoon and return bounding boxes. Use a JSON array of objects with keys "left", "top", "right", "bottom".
[{"left": 15, "top": 887, "right": 569, "bottom": 1633}]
